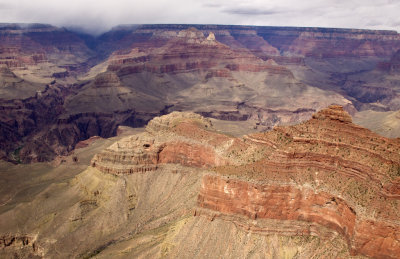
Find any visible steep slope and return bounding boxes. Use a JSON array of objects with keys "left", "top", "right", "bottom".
[
  {"left": 342, "top": 49, "right": 400, "bottom": 111},
  {"left": 0, "top": 106, "right": 394, "bottom": 258},
  {"left": 0, "top": 23, "right": 95, "bottom": 85},
  {"left": 354, "top": 109, "right": 400, "bottom": 138},
  {"left": 92, "top": 106, "right": 400, "bottom": 258},
  {"left": 99, "top": 25, "right": 400, "bottom": 59},
  {"left": 2, "top": 23, "right": 400, "bottom": 163},
  {"left": 1, "top": 106, "right": 399, "bottom": 258},
  {"left": 87, "top": 27, "right": 352, "bottom": 123}
]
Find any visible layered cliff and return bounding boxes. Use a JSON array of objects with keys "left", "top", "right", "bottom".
[
  {"left": 1, "top": 106, "right": 399, "bottom": 258},
  {"left": 0, "top": 24, "right": 94, "bottom": 75},
  {"left": 92, "top": 27, "right": 351, "bottom": 124},
  {"left": 90, "top": 106, "right": 400, "bottom": 258},
  {"left": 91, "top": 112, "right": 230, "bottom": 174},
  {"left": 101, "top": 25, "right": 400, "bottom": 59},
  {"left": 2, "top": 23, "right": 400, "bottom": 163}
]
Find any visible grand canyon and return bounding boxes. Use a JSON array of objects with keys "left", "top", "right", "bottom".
[{"left": 1, "top": 23, "right": 400, "bottom": 258}]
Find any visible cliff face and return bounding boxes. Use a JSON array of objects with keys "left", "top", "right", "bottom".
[
  {"left": 378, "top": 49, "right": 400, "bottom": 73},
  {"left": 91, "top": 112, "right": 229, "bottom": 174},
  {"left": 265, "top": 29, "right": 400, "bottom": 58},
  {"left": 1, "top": 107, "right": 399, "bottom": 258},
  {"left": 0, "top": 80, "right": 157, "bottom": 162},
  {"left": 104, "top": 25, "right": 400, "bottom": 59},
  {"left": 95, "top": 26, "right": 352, "bottom": 125},
  {"left": 0, "top": 24, "right": 94, "bottom": 71},
  {"left": 198, "top": 175, "right": 400, "bottom": 258},
  {"left": 90, "top": 106, "right": 400, "bottom": 258},
  {"left": 2, "top": 23, "right": 400, "bottom": 163}
]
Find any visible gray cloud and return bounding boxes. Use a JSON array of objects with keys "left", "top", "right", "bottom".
[
  {"left": 0, "top": 3, "right": 11, "bottom": 9},
  {"left": 0, "top": 0, "right": 398, "bottom": 34},
  {"left": 366, "top": 20, "right": 383, "bottom": 27},
  {"left": 223, "top": 8, "right": 281, "bottom": 16},
  {"left": 390, "top": 21, "right": 400, "bottom": 27},
  {"left": 203, "top": 3, "right": 222, "bottom": 8}
]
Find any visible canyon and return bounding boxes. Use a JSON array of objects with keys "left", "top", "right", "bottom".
[
  {"left": 1, "top": 24, "right": 400, "bottom": 162},
  {"left": 1, "top": 23, "right": 400, "bottom": 258}
]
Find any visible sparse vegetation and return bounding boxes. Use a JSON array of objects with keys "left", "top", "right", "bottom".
[{"left": 10, "top": 146, "right": 23, "bottom": 164}]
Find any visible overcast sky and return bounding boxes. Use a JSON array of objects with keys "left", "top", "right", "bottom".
[{"left": 0, "top": 0, "right": 399, "bottom": 34}]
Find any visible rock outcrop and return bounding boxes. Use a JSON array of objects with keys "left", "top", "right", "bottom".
[
  {"left": 0, "top": 234, "right": 41, "bottom": 258},
  {"left": 91, "top": 112, "right": 229, "bottom": 174},
  {"left": 91, "top": 107, "right": 400, "bottom": 258}
]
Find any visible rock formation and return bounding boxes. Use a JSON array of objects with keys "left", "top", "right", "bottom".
[
  {"left": 90, "top": 106, "right": 400, "bottom": 258},
  {"left": 2, "top": 21, "right": 400, "bottom": 258},
  {"left": 1, "top": 106, "right": 399, "bottom": 258},
  {"left": 379, "top": 49, "right": 400, "bottom": 73},
  {"left": 2, "top": 23, "right": 400, "bottom": 163},
  {"left": 0, "top": 234, "right": 40, "bottom": 258},
  {"left": 91, "top": 112, "right": 228, "bottom": 174},
  {"left": 0, "top": 24, "right": 94, "bottom": 71}
]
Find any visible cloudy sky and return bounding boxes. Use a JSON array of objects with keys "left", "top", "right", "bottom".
[{"left": 0, "top": 0, "right": 399, "bottom": 34}]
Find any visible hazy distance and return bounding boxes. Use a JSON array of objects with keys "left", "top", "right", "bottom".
[{"left": 0, "top": 0, "right": 399, "bottom": 35}]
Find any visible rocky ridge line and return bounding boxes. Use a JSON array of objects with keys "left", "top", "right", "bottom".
[{"left": 91, "top": 106, "right": 400, "bottom": 258}]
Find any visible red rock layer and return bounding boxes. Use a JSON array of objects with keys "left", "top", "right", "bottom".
[
  {"left": 106, "top": 28, "right": 288, "bottom": 76},
  {"left": 75, "top": 136, "right": 102, "bottom": 149},
  {"left": 198, "top": 106, "right": 400, "bottom": 258},
  {"left": 123, "top": 25, "right": 400, "bottom": 59},
  {"left": 236, "top": 106, "right": 400, "bottom": 200},
  {"left": 158, "top": 142, "right": 226, "bottom": 168},
  {"left": 0, "top": 47, "right": 46, "bottom": 68},
  {"left": 198, "top": 175, "right": 400, "bottom": 258},
  {"left": 354, "top": 220, "right": 400, "bottom": 258},
  {"left": 91, "top": 113, "right": 230, "bottom": 175},
  {"left": 198, "top": 175, "right": 356, "bottom": 245},
  {"left": 90, "top": 107, "right": 400, "bottom": 258},
  {"left": 91, "top": 140, "right": 226, "bottom": 175},
  {"left": 259, "top": 28, "right": 400, "bottom": 58}
]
